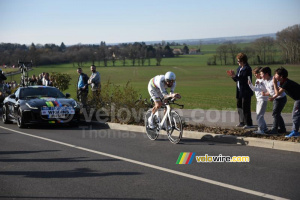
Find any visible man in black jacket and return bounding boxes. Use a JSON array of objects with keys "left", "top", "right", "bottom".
[
  {"left": 77, "top": 68, "right": 89, "bottom": 107},
  {"left": 227, "top": 53, "right": 253, "bottom": 129}
]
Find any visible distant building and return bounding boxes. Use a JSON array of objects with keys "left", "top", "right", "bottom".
[
  {"left": 173, "top": 49, "right": 183, "bottom": 56},
  {"left": 189, "top": 49, "right": 198, "bottom": 55}
]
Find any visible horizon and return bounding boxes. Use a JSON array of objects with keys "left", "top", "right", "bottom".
[
  {"left": 0, "top": 0, "right": 299, "bottom": 45},
  {"left": 0, "top": 32, "right": 277, "bottom": 46}
]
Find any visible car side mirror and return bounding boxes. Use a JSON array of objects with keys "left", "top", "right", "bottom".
[
  {"left": 65, "top": 93, "right": 71, "bottom": 98},
  {"left": 10, "top": 94, "right": 16, "bottom": 99}
]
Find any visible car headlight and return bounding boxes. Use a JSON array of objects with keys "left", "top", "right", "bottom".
[{"left": 26, "top": 103, "right": 38, "bottom": 109}]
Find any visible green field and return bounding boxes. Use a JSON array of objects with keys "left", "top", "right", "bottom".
[{"left": 6, "top": 46, "right": 300, "bottom": 113}]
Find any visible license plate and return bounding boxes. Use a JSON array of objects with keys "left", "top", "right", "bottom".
[
  {"left": 41, "top": 107, "right": 75, "bottom": 118},
  {"left": 49, "top": 114, "right": 67, "bottom": 118}
]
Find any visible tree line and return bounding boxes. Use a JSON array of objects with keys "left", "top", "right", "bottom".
[
  {"left": 0, "top": 41, "right": 178, "bottom": 67},
  {"left": 0, "top": 24, "right": 299, "bottom": 67},
  {"left": 209, "top": 24, "right": 300, "bottom": 65}
]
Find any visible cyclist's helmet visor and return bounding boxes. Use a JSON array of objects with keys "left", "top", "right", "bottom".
[{"left": 166, "top": 79, "right": 175, "bottom": 83}]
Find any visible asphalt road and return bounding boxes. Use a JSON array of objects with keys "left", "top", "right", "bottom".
[{"left": 0, "top": 121, "right": 299, "bottom": 200}]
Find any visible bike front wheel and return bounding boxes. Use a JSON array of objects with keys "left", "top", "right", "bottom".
[
  {"left": 167, "top": 110, "right": 183, "bottom": 144},
  {"left": 145, "top": 109, "right": 159, "bottom": 140}
]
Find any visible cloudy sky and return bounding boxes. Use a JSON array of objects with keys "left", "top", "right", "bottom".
[{"left": 0, "top": 0, "right": 299, "bottom": 45}]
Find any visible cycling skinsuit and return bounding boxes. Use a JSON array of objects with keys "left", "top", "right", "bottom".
[{"left": 148, "top": 75, "right": 176, "bottom": 102}]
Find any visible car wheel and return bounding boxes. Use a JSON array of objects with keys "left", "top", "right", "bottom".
[
  {"left": 17, "top": 108, "right": 26, "bottom": 128},
  {"left": 2, "top": 105, "right": 12, "bottom": 124}
]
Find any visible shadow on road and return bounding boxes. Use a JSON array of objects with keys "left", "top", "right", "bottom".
[
  {"left": 177, "top": 134, "right": 248, "bottom": 146},
  {"left": 0, "top": 157, "right": 120, "bottom": 163},
  {"left": 0, "top": 196, "right": 149, "bottom": 200},
  {"left": 0, "top": 168, "right": 142, "bottom": 179},
  {"left": 0, "top": 150, "right": 60, "bottom": 155}
]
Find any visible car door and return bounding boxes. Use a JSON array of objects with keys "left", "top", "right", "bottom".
[{"left": 7, "top": 88, "right": 19, "bottom": 119}]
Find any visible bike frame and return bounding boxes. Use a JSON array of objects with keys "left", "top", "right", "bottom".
[{"left": 154, "top": 104, "right": 172, "bottom": 130}]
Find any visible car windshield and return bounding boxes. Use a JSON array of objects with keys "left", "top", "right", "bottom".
[{"left": 19, "top": 87, "right": 65, "bottom": 99}]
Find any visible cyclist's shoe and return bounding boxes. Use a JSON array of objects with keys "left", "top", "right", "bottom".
[
  {"left": 285, "top": 130, "right": 300, "bottom": 138},
  {"left": 148, "top": 119, "right": 155, "bottom": 129},
  {"left": 162, "top": 125, "right": 172, "bottom": 131}
]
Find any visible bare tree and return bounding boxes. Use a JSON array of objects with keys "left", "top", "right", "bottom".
[
  {"left": 276, "top": 24, "right": 300, "bottom": 64},
  {"left": 155, "top": 46, "right": 163, "bottom": 66},
  {"left": 216, "top": 44, "right": 229, "bottom": 65},
  {"left": 226, "top": 42, "right": 240, "bottom": 65},
  {"left": 252, "top": 37, "right": 275, "bottom": 64},
  {"left": 243, "top": 46, "right": 256, "bottom": 64}
]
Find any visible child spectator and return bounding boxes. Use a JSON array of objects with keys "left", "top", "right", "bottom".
[
  {"left": 260, "top": 67, "right": 287, "bottom": 134},
  {"left": 248, "top": 67, "right": 269, "bottom": 134},
  {"left": 273, "top": 67, "right": 300, "bottom": 137}
]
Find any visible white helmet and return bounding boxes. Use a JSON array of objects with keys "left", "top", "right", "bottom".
[{"left": 165, "top": 71, "right": 176, "bottom": 82}]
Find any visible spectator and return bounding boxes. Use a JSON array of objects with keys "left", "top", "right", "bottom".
[
  {"left": 42, "top": 73, "right": 51, "bottom": 86},
  {"left": 29, "top": 74, "right": 38, "bottom": 86},
  {"left": 273, "top": 67, "right": 300, "bottom": 137},
  {"left": 260, "top": 67, "right": 287, "bottom": 134},
  {"left": 77, "top": 68, "right": 89, "bottom": 107},
  {"left": 88, "top": 65, "right": 101, "bottom": 98},
  {"left": 0, "top": 69, "right": 7, "bottom": 83},
  {"left": 37, "top": 74, "right": 43, "bottom": 85},
  {"left": 248, "top": 67, "right": 269, "bottom": 134},
  {"left": 226, "top": 53, "right": 253, "bottom": 129}
]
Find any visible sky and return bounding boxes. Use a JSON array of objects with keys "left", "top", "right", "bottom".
[{"left": 0, "top": 0, "right": 299, "bottom": 45}]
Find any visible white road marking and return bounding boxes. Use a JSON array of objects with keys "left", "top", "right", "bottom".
[{"left": 0, "top": 126, "right": 289, "bottom": 200}]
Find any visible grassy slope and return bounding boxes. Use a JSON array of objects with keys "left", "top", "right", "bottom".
[{"left": 6, "top": 45, "right": 300, "bottom": 113}]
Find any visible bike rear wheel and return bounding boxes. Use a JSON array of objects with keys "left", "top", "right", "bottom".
[
  {"left": 145, "top": 109, "right": 159, "bottom": 140},
  {"left": 167, "top": 110, "right": 183, "bottom": 144}
]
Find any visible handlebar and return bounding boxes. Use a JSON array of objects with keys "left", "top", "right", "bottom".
[{"left": 163, "top": 97, "right": 184, "bottom": 109}]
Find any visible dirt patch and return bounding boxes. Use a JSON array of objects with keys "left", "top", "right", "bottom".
[{"left": 184, "top": 124, "right": 300, "bottom": 143}]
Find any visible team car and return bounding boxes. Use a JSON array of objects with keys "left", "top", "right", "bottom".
[{"left": 2, "top": 86, "right": 81, "bottom": 128}]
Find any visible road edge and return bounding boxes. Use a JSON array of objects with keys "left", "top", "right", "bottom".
[{"left": 106, "top": 122, "right": 300, "bottom": 153}]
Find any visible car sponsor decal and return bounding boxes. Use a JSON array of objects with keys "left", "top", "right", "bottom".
[{"left": 42, "top": 100, "right": 74, "bottom": 119}]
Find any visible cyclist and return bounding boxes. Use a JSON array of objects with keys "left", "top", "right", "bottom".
[{"left": 147, "top": 71, "right": 181, "bottom": 129}]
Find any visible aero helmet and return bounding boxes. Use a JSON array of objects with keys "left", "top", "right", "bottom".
[{"left": 165, "top": 71, "right": 176, "bottom": 82}]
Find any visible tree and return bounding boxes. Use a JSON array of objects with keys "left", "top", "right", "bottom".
[
  {"left": 252, "top": 37, "right": 275, "bottom": 64},
  {"left": 164, "top": 45, "right": 174, "bottom": 57},
  {"left": 183, "top": 45, "right": 189, "bottom": 54},
  {"left": 226, "top": 42, "right": 240, "bottom": 65},
  {"left": 207, "top": 55, "right": 217, "bottom": 65},
  {"left": 243, "top": 46, "right": 256, "bottom": 64},
  {"left": 99, "top": 43, "right": 108, "bottom": 67},
  {"left": 216, "top": 44, "right": 229, "bottom": 65},
  {"left": 155, "top": 46, "right": 163, "bottom": 66},
  {"left": 60, "top": 42, "right": 67, "bottom": 52},
  {"left": 146, "top": 45, "right": 155, "bottom": 66},
  {"left": 29, "top": 43, "right": 40, "bottom": 66},
  {"left": 50, "top": 72, "right": 72, "bottom": 91},
  {"left": 276, "top": 24, "right": 300, "bottom": 64}
]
